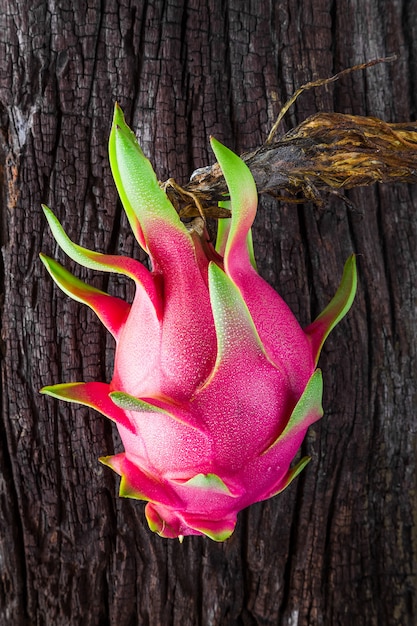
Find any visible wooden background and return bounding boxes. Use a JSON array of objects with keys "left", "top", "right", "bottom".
[{"left": 0, "top": 1, "right": 416, "bottom": 624}]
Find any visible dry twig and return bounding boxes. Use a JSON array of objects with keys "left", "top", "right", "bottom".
[{"left": 162, "top": 56, "right": 417, "bottom": 219}]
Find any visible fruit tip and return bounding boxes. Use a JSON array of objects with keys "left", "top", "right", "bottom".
[{"left": 112, "top": 102, "right": 125, "bottom": 127}]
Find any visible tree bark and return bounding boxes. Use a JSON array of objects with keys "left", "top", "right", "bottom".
[{"left": 1, "top": 1, "right": 416, "bottom": 625}]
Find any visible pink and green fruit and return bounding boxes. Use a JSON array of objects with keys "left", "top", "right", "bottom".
[{"left": 41, "top": 104, "right": 356, "bottom": 541}]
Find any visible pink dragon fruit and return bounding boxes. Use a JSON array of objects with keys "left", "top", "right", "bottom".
[{"left": 40, "top": 104, "right": 356, "bottom": 541}]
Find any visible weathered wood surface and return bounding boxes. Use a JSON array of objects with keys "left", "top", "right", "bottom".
[{"left": 0, "top": 1, "right": 416, "bottom": 624}]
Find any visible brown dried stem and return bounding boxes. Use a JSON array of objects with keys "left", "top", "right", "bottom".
[{"left": 162, "top": 57, "right": 417, "bottom": 219}]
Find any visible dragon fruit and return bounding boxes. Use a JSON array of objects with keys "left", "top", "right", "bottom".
[{"left": 40, "top": 104, "right": 357, "bottom": 541}]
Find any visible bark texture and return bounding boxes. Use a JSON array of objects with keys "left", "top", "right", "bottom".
[{"left": 0, "top": 1, "right": 416, "bottom": 624}]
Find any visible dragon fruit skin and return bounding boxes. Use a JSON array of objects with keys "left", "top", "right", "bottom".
[{"left": 40, "top": 104, "right": 357, "bottom": 541}]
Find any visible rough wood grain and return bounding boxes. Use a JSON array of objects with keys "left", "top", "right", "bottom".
[{"left": 0, "top": 1, "right": 416, "bottom": 625}]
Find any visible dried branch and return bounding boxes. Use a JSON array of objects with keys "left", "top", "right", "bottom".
[{"left": 162, "top": 57, "right": 417, "bottom": 219}]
